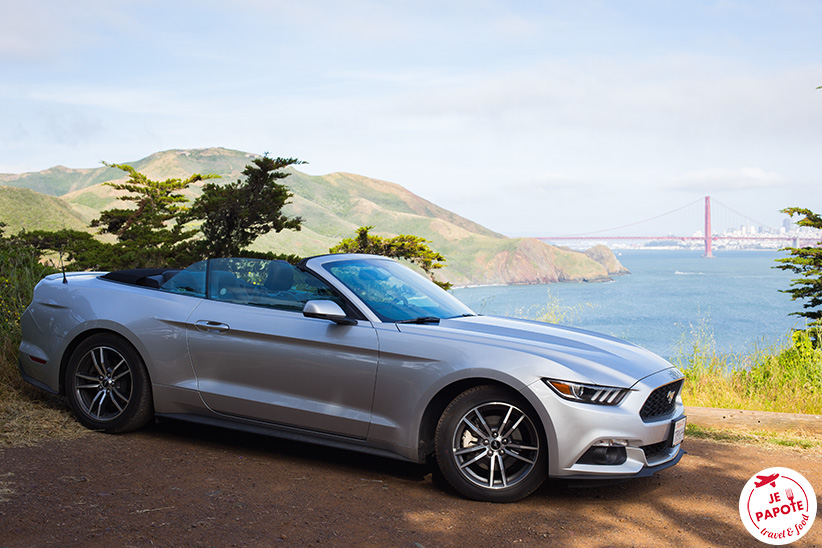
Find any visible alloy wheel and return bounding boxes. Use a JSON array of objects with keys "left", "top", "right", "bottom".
[
  {"left": 450, "top": 401, "right": 540, "bottom": 490},
  {"left": 72, "top": 345, "right": 134, "bottom": 422}
]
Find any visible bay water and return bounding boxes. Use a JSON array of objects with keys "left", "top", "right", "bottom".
[{"left": 452, "top": 250, "right": 804, "bottom": 359}]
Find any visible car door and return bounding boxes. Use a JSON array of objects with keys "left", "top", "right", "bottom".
[{"left": 186, "top": 259, "right": 380, "bottom": 439}]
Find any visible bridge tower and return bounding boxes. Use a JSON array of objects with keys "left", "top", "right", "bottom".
[{"left": 704, "top": 195, "right": 713, "bottom": 258}]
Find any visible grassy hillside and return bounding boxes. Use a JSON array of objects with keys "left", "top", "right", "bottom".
[
  {"left": 1, "top": 148, "right": 625, "bottom": 286},
  {"left": 0, "top": 148, "right": 255, "bottom": 197},
  {"left": 0, "top": 165, "right": 122, "bottom": 197},
  {"left": 0, "top": 186, "right": 89, "bottom": 234}
]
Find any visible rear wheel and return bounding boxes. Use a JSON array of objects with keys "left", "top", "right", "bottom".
[
  {"left": 65, "top": 333, "right": 153, "bottom": 433},
  {"left": 434, "top": 385, "right": 547, "bottom": 502}
]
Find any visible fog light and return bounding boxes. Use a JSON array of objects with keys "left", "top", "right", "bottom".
[
  {"left": 592, "top": 439, "right": 628, "bottom": 447},
  {"left": 577, "top": 445, "right": 627, "bottom": 465}
]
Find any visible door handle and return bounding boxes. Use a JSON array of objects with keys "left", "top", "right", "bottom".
[{"left": 195, "top": 320, "right": 230, "bottom": 333}]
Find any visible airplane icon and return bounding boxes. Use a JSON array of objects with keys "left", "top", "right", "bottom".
[{"left": 755, "top": 473, "right": 779, "bottom": 488}]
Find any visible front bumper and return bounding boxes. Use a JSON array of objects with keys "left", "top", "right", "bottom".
[
  {"left": 560, "top": 443, "right": 685, "bottom": 480},
  {"left": 526, "top": 368, "right": 686, "bottom": 479}
]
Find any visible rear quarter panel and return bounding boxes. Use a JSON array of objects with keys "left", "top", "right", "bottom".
[{"left": 20, "top": 273, "right": 202, "bottom": 394}]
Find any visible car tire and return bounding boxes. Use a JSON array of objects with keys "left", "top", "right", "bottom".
[
  {"left": 434, "top": 385, "right": 547, "bottom": 502},
  {"left": 65, "top": 333, "right": 153, "bottom": 433}
]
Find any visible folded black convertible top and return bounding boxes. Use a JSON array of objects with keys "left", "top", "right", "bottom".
[{"left": 100, "top": 268, "right": 180, "bottom": 287}]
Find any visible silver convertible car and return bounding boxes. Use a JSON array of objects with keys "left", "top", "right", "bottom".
[{"left": 19, "top": 254, "right": 685, "bottom": 502}]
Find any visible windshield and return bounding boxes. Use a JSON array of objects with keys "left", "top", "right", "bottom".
[{"left": 323, "top": 258, "right": 475, "bottom": 323}]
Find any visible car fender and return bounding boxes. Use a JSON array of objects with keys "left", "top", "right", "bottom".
[{"left": 367, "top": 324, "right": 566, "bottom": 462}]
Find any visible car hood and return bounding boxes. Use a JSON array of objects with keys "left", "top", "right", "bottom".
[{"left": 400, "top": 314, "right": 676, "bottom": 388}]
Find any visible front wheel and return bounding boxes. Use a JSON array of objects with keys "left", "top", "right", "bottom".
[
  {"left": 435, "top": 385, "right": 547, "bottom": 502},
  {"left": 65, "top": 333, "right": 153, "bottom": 433}
]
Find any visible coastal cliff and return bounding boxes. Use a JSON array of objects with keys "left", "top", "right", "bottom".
[{"left": 585, "top": 245, "right": 630, "bottom": 276}]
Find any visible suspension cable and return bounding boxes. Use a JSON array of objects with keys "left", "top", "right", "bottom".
[
  {"left": 553, "top": 197, "right": 704, "bottom": 237},
  {"left": 711, "top": 198, "right": 770, "bottom": 228}
]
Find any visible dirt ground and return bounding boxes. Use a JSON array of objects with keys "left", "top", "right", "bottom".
[{"left": 1, "top": 420, "right": 820, "bottom": 548}]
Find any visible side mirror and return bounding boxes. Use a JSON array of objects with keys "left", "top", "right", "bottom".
[{"left": 303, "top": 300, "right": 357, "bottom": 325}]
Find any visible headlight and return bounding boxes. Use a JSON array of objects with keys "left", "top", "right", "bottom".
[{"left": 544, "top": 379, "right": 629, "bottom": 405}]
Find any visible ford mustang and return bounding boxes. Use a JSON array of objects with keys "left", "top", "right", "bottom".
[{"left": 18, "top": 254, "right": 685, "bottom": 502}]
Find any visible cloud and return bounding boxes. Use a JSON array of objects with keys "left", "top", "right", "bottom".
[
  {"left": 668, "top": 167, "right": 787, "bottom": 191},
  {"left": 2, "top": 0, "right": 821, "bottom": 236}
]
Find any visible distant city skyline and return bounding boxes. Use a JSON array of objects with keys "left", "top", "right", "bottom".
[
  {"left": 540, "top": 210, "right": 822, "bottom": 252},
  {"left": 2, "top": 1, "right": 821, "bottom": 237}
]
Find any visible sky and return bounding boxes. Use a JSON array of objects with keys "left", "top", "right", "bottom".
[{"left": 2, "top": 0, "right": 821, "bottom": 237}]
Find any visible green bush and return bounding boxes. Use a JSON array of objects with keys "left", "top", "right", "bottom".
[
  {"left": 0, "top": 230, "right": 87, "bottom": 447},
  {"left": 0, "top": 230, "right": 57, "bottom": 393},
  {"left": 679, "top": 321, "right": 822, "bottom": 415},
  {"left": 736, "top": 330, "right": 822, "bottom": 401},
  {"left": 0, "top": 238, "right": 56, "bottom": 335}
]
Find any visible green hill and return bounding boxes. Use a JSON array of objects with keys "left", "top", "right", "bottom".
[
  {"left": 0, "top": 186, "right": 89, "bottom": 234},
  {"left": 0, "top": 148, "right": 256, "bottom": 197},
  {"left": 0, "top": 148, "right": 625, "bottom": 286},
  {"left": 0, "top": 165, "right": 122, "bottom": 197}
]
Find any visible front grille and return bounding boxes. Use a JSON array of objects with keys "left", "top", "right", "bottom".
[
  {"left": 642, "top": 440, "right": 669, "bottom": 460},
  {"left": 639, "top": 379, "right": 683, "bottom": 423}
]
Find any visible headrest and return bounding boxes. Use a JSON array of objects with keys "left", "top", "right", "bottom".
[{"left": 264, "top": 261, "right": 294, "bottom": 291}]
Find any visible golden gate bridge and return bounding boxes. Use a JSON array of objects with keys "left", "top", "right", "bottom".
[{"left": 537, "top": 196, "right": 821, "bottom": 257}]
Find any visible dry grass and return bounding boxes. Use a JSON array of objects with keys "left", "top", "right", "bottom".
[
  {"left": 0, "top": 395, "right": 89, "bottom": 447},
  {"left": 1, "top": 337, "right": 88, "bottom": 447},
  {"left": 681, "top": 371, "right": 822, "bottom": 415}
]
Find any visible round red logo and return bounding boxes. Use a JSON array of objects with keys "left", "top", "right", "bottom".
[{"left": 739, "top": 467, "right": 816, "bottom": 545}]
